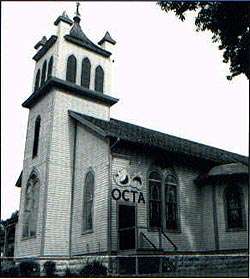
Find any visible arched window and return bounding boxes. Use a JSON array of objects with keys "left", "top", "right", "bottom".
[
  {"left": 22, "top": 171, "right": 40, "bottom": 238},
  {"left": 66, "top": 55, "right": 77, "bottom": 83},
  {"left": 34, "top": 69, "right": 40, "bottom": 91},
  {"left": 41, "top": 60, "right": 47, "bottom": 85},
  {"left": 81, "top": 57, "right": 91, "bottom": 89},
  {"left": 165, "top": 174, "right": 178, "bottom": 230},
  {"left": 224, "top": 185, "right": 244, "bottom": 229},
  {"left": 94, "top": 65, "right": 104, "bottom": 93},
  {"left": 83, "top": 171, "right": 94, "bottom": 232},
  {"left": 47, "top": 56, "right": 53, "bottom": 80},
  {"left": 32, "top": 116, "right": 41, "bottom": 158},
  {"left": 148, "top": 171, "right": 162, "bottom": 229}
]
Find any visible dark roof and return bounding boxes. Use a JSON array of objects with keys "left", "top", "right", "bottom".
[
  {"left": 33, "top": 35, "right": 58, "bottom": 62},
  {"left": 22, "top": 77, "right": 119, "bottom": 108},
  {"left": 64, "top": 18, "right": 111, "bottom": 58},
  {"left": 69, "top": 111, "right": 248, "bottom": 165},
  {"left": 98, "top": 31, "right": 116, "bottom": 46},
  {"left": 64, "top": 35, "right": 111, "bottom": 58}
]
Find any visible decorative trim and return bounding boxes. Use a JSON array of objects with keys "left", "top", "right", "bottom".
[
  {"left": 22, "top": 77, "right": 119, "bottom": 108},
  {"left": 33, "top": 36, "right": 58, "bottom": 62}
]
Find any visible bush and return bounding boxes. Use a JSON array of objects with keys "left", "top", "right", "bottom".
[
  {"left": 43, "top": 261, "right": 56, "bottom": 276},
  {"left": 79, "top": 260, "right": 107, "bottom": 277},
  {"left": 64, "top": 267, "right": 79, "bottom": 278},
  {"left": 19, "top": 260, "right": 40, "bottom": 277},
  {"left": 0, "top": 266, "right": 19, "bottom": 277}
]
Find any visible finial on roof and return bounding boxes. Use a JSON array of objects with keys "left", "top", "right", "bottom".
[
  {"left": 76, "top": 1, "right": 80, "bottom": 16},
  {"left": 98, "top": 31, "right": 116, "bottom": 46},
  {"left": 34, "top": 36, "right": 47, "bottom": 50},
  {"left": 73, "top": 1, "right": 81, "bottom": 23}
]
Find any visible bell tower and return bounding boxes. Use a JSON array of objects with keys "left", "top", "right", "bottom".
[{"left": 15, "top": 3, "right": 118, "bottom": 258}]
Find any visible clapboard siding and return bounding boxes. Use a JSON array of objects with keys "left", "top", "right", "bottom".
[
  {"left": 111, "top": 147, "right": 217, "bottom": 252},
  {"left": 15, "top": 92, "right": 55, "bottom": 258},
  {"left": 42, "top": 89, "right": 110, "bottom": 256},
  {"left": 71, "top": 123, "right": 109, "bottom": 255}
]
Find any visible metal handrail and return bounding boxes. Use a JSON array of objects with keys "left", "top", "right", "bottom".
[
  {"left": 161, "top": 230, "right": 178, "bottom": 251},
  {"left": 139, "top": 232, "right": 158, "bottom": 250}
]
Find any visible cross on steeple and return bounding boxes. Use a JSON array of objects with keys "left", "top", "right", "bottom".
[{"left": 76, "top": 1, "right": 80, "bottom": 16}]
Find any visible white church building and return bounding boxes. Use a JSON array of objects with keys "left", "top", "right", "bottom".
[{"left": 14, "top": 5, "right": 248, "bottom": 275}]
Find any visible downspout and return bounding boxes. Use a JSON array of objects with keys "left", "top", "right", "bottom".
[
  {"left": 107, "top": 137, "right": 120, "bottom": 273},
  {"left": 69, "top": 120, "right": 78, "bottom": 257}
]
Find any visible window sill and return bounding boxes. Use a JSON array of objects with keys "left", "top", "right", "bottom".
[
  {"left": 81, "top": 230, "right": 94, "bottom": 236},
  {"left": 21, "top": 236, "right": 36, "bottom": 241},
  {"left": 226, "top": 227, "right": 247, "bottom": 233}
]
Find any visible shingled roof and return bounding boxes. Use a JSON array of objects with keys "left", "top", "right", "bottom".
[{"left": 69, "top": 110, "right": 248, "bottom": 165}]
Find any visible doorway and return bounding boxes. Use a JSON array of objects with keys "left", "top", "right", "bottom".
[{"left": 118, "top": 204, "right": 136, "bottom": 250}]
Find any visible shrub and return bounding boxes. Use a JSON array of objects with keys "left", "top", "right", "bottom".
[
  {"left": 0, "top": 266, "right": 19, "bottom": 277},
  {"left": 19, "top": 260, "right": 40, "bottom": 277},
  {"left": 64, "top": 267, "right": 79, "bottom": 278},
  {"left": 43, "top": 261, "right": 56, "bottom": 276},
  {"left": 79, "top": 260, "right": 107, "bottom": 277}
]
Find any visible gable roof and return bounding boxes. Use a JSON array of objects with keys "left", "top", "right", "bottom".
[{"left": 69, "top": 110, "right": 248, "bottom": 165}]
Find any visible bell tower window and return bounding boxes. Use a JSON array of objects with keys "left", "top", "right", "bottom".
[
  {"left": 47, "top": 56, "right": 53, "bottom": 80},
  {"left": 34, "top": 69, "right": 40, "bottom": 91},
  {"left": 81, "top": 57, "right": 91, "bottom": 89},
  {"left": 41, "top": 60, "right": 47, "bottom": 85},
  {"left": 66, "top": 55, "right": 77, "bottom": 83},
  {"left": 32, "top": 116, "right": 41, "bottom": 158},
  {"left": 95, "top": 65, "right": 104, "bottom": 93}
]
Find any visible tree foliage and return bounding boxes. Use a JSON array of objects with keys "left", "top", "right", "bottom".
[{"left": 158, "top": 1, "right": 250, "bottom": 80}]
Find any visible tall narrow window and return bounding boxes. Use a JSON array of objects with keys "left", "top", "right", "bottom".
[
  {"left": 32, "top": 116, "right": 41, "bottom": 158},
  {"left": 66, "top": 55, "right": 77, "bottom": 83},
  {"left": 81, "top": 57, "right": 91, "bottom": 89},
  {"left": 165, "top": 174, "right": 178, "bottom": 231},
  {"left": 41, "top": 60, "right": 47, "bottom": 85},
  {"left": 224, "top": 186, "right": 244, "bottom": 229},
  {"left": 148, "top": 171, "right": 162, "bottom": 229},
  {"left": 47, "top": 56, "right": 53, "bottom": 80},
  {"left": 23, "top": 171, "right": 40, "bottom": 238},
  {"left": 83, "top": 171, "right": 94, "bottom": 232},
  {"left": 94, "top": 65, "right": 104, "bottom": 93},
  {"left": 34, "top": 70, "right": 40, "bottom": 91}
]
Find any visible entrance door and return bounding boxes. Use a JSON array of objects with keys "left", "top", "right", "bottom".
[{"left": 118, "top": 204, "right": 136, "bottom": 250}]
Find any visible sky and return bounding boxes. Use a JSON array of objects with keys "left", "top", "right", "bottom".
[{"left": 1, "top": 1, "right": 249, "bottom": 220}]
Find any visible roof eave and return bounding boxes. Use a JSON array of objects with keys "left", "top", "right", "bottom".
[{"left": 22, "top": 77, "right": 119, "bottom": 108}]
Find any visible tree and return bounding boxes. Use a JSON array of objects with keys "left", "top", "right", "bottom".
[{"left": 158, "top": 1, "right": 250, "bottom": 80}]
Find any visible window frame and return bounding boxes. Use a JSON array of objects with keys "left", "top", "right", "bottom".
[
  {"left": 47, "top": 56, "right": 53, "bottom": 80},
  {"left": 41, "top": 60, "right": 47, "bottom": 86},
  {"left": 81, "top": 57, "right": 91, "bottom": 89},
  {"left": 34, "top": 69, "right": 40, "bottom": 91},
  {"left": 147, "top": 169, "right": 163, "bottom": 231},
  {"left": 223, "top": 183, "right": 246, "bottom": 232},
  {"left": 22, "top": 170, "right": 40, "bottom": 240},
  {"left": 82, "top": 169, "right": 95, "bottom": 234},
  {"left": 66, "top": 54, "right": 77, "bottom": 83},
  {"left": 147, "top": 167, "right": 181, "bottom": 233},
  {"left": 94, "top": 65, "right": 104, "bottom": 93},
  {"left": 164, "top": 174, "right": 181, "bottom": 233}
]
